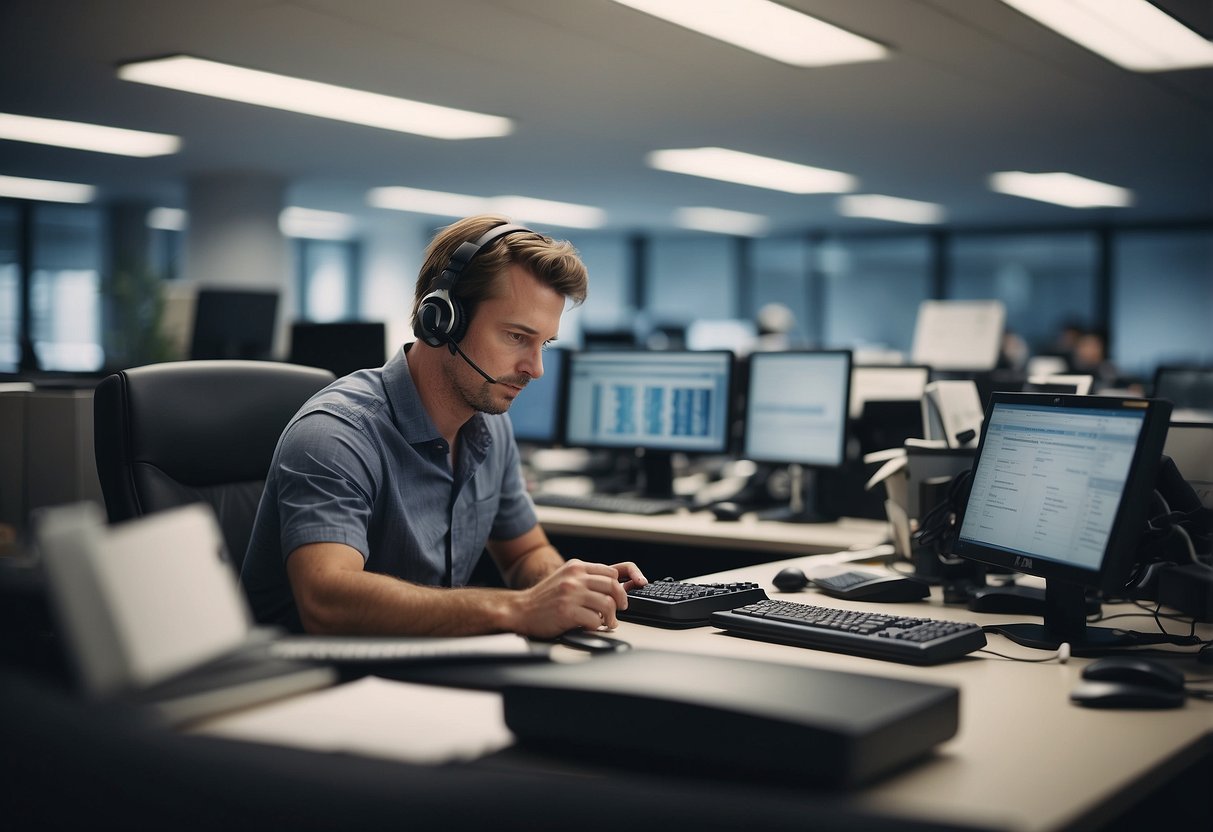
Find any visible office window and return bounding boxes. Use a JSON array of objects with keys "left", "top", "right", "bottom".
[
  {"left": 296, "top": 239, "right": 359, "bottom": 322},
  {"left": 646, "top": 234, "right": 735, "bottom": 325},
  {"left": 0, "top": 203, "right": 18, "bottom": 370},
  {"left": 817, "top": 235, "right": 932, "bottom": 356},
  {"left": 948, "top": 232, "right": 1096, "bottom": 356},
  {"left": 749, "top": 236, "right": 813, "bottom": 346},
  {"left": 1112, "top": 229, "right": 1213, "bottom": 377},
  {"left": 31, "top": 204, "right": 104, "bottom": 371}
]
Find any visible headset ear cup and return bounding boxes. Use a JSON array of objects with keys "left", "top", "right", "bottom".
[
  {"left": 416, "top": 291, "right": 456, "bottom": 347},
  {"left": 445, "top": 295, "right": 468, "bottom": 345}
]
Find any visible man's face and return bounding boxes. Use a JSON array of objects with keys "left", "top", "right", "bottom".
[{"left": 444, "top": 263, "right": 566, "bottom": 415}]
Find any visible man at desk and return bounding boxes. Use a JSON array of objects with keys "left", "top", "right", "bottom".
[{"left": 241, "top": 215, "right": 646, "bottom": 636}]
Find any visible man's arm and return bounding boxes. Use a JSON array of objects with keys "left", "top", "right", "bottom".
[{"left": 286, "top": 536, "right": 645, "bottom": 638}]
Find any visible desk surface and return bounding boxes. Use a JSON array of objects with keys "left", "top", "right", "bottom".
[
  {"left": 534, "top": 505, "right": 890, "bottom": 556},
  {"left": 195, "top": 555, "right": 1213, "bottom": 832}
]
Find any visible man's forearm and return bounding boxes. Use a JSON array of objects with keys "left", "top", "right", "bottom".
[{"left": 497, "top": 542, "right": 566, "bottom": 590}]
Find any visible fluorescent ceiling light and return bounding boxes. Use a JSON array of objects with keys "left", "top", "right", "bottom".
[
  {"left": 0, "top": 112, "right": 180, "bottom": 157},
  {"left": 1000, "top": 0, "right": 1213, "bottom": 71},
  {"left": 611, "top": 0, "right": 888, "bottom": 67},
  {"left": 989, "top": 171, "right": 1133, "bottom": 208},
  {"left": 118, "top": 55, "right": 513, "bottom": 140},
  {"left": 837, "top": 194, "right": 945, "bottom": 225},
  {"left": 674, "top": 206, "right": 769, "bottom": 236},
  {"left": 0, "top": 174, "right": 95, "bottom": 203},
  {"left": 279, "top": 207, "right": 357, "bottom": 240},
  {"left": 368, "top": 186, "right": 606, "bottom": 229},
  {"left": 147, "top": 207, "right": 187, "bottom": 231},
  {"left": 648, "top": 147, "right": 857, "bottom": 194}
]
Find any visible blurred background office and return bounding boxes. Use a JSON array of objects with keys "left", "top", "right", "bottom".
[{"left": 1, "top": 1, "right": 1211, "bottom": 533}]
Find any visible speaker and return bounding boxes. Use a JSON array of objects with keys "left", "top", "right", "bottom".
[{"left": 414, "top": 223, "right": 533, "bottom": 349}]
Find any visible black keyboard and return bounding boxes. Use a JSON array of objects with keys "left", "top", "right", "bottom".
[
  {"left": 531, "top": 492, "right": 683, "bottom": 516},
  {"left": 710, "top": 599, "right": 986, "bottom": 665},
  {"left": 618, "top": 577, "right": 769, "bottom": 628},
  {"left": 810, "top": 570, "right": 931, "bottom": 602}
]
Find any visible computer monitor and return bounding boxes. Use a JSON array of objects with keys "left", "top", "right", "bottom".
[
  {"left": 951, "top": 393, "right": 1172, "bottom": 653},
  {"left": 1153, "top": 365, "right": 1213, "bottom": 413},
  {"left": 563, "top": 350, "right": 734, "bottom": 497},
  {"left": 1023, "top": 374, "right": 1093, "bottom": 395},
  {"left": 288, "top": 321, "right": 386, "bottom": 378},
  {"left": 189, "top": 289, "right": 279, "bottom": 361},
  {"left": 849, "top": 365, "right": 930, "bottom": 420},
  {"left": 507, "top": 347, "right": 569, "bottom": 445},
  {"left": 742, "top": 350, "right": 852, "bottom": 522},
  {"left": 911, "top": 300, "right": 1005, "bottom": 372},
  {"left": 1164, "top": 421, "right": 1213, "bottom": 509}
]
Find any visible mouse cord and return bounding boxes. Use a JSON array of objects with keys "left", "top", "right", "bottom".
[{"left": 976, "top": 643, "right": 1071, "bottom": 664}]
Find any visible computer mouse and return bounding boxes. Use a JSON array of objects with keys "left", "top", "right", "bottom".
[
  {"left": 555, "top": 629, "right": 631, "bottom": 653},
  {"left": 1069, "top": 681, "right": 1185, "bottom": 709},
  {"left": 710, "top": 501, "right": 745, "bottom": 522},
  {"left": 1081, "top": 657, "right": 1186, "bottom": 692},
  {"left": 772, "top": 566, "right": 809, "bottom": 592}
]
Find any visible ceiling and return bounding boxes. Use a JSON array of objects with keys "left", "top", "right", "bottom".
[{"left": 1, "top": 0, "right": 1211, "bottom": 235}]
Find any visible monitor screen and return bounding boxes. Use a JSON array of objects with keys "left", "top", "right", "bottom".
[
  {"left": 190, "top": 289, "right": 279, "bottom": 361},
  {"left": 952, "top": 393, "right": 1171, "bottom": 651},
  {"left": 563, "top": 350, "right": 733, "bottom": 454},
  {"left": 1153, "top": 365, "right": 1213, "bottom": 412},
  {"left": 508, "top": 348, "right": 569, "bottom": 444},
  {"left": 911, "top": 300, "right": 1005, "bottom": 371},
  {"left": 743, "top": 351, "right": 851, "bottom": 467}
]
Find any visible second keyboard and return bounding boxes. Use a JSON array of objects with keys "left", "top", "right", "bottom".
[
  {"left": 619, "top": 578, "right": 769, "bottom": 628},
  {"left": 710, "top": 599, "right": 986, "bottom": 665}
]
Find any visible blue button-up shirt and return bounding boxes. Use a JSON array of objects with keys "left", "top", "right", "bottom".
[{"left": 241, "top": 346, "right": 538, "bottom": 632}]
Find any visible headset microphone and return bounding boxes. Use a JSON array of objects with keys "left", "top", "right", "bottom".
[{"left": 448, "top": 340, "right": 498, "bottom": 384}]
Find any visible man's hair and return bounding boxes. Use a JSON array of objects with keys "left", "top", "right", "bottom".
[{"left": 411, "top": 214, "right": 588, "bottom": 332}]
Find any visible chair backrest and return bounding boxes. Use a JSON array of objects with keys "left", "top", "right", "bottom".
[{"left": 93, "top": 360, "right": 335, "bottom": 571}]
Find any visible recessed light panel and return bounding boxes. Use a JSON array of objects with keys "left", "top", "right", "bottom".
[{"left": 118, "top": 55, "right": 513, "bottom": 139}]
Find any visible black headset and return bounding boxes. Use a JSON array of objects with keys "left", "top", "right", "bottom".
[{"left": 413, "top": 222, "right": 534, "bottom": 349}]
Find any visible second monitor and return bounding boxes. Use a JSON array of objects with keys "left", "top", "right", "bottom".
[
  {"left": 564, "top": 350, "right": 734, "bottom": 497},
  {"left": 743, "top": 350, "right": 852, "bottom": 522}
]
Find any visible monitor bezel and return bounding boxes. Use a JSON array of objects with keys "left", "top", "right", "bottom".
[
  {"left": 951, "top": 392, "right": 1172, "bottom": 594},
  {"left": 561, "top": 349, "right": 737, "bottom": 455},
  {"left": 741, "top": 349, "right": 853, "bottom": 468}
]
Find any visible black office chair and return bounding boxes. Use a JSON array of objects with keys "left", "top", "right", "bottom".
[{"left": 93, "top": 360, "right": 335, "bottom": 572}]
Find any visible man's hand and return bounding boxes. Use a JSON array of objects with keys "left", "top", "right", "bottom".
[{"left": 510, "top": 559, "right": 646, "bottom": 637}]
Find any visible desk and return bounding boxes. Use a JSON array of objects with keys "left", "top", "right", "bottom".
[
  {"left": 193, "top": 554, "right": 1212, "bottom": 832},
  {"left": 534, "top": 505, "right": 890, "bottom": 579}
]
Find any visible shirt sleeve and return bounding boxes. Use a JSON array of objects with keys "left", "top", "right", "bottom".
[
  {"left": 489, "top": 421, "right": 539, "bottom": 541},
  {"left": 274, "top": 411, "right": 380, "bottom": 561}
]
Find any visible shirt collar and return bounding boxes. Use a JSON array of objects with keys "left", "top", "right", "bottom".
[{"left": 386, "top": 344, "right": 491, "bottom": 455}]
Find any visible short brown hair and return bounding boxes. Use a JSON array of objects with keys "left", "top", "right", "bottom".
[{"left": 411, "top": 215, "right": 588, "bottom": 331}]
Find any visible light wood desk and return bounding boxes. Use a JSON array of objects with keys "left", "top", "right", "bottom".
[
  {"left": 534, "top": 504, "right": 890, "bottom": 556},
  {"left": 194, "top": 552, "right": 1212, "bottom": 832}
]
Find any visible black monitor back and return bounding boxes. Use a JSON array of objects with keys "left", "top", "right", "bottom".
[
  {"left": 189, "top": 289, "right": 279, "bottom": 361},
  {"left": 288, "top": 321, "right": 387, "bottom": 378}
]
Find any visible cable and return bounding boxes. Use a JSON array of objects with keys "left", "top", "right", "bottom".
[{"left": 977, "top": 642, "right": 1070, "bottom": 663}]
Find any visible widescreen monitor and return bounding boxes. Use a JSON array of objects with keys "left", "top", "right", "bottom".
[
  {"left": 952, "top": 393, "right": 1172, "bottom": 653},
  {"left": 189, "top": 289, "right": 279, "bottom": 361},
  {"left": 563, "top": 350, "right": 734, "bottom": 497},
  {"left": 507, "top": 347, "right": 569, "bottom": 445}
]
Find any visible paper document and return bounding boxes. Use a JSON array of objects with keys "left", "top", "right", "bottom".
[{"left": 191, "top": 676, "right": 515, "bottom": 764}]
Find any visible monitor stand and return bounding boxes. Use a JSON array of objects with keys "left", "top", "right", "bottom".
[
  {"left": 635, "top": 450, "right": 675, "bottom": 499},
  {"left": 757, "top": 464, "right": 836, "bottom": 524},
  {"left": 984, "top": 579, "right": 1183, "bottom": 655}
]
